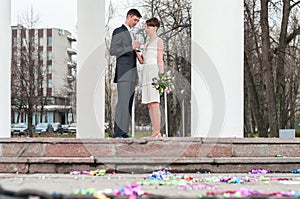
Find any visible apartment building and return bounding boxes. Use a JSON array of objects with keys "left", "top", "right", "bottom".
[{"left": 11, "top": 25, "right": 77, "bottom": 125}]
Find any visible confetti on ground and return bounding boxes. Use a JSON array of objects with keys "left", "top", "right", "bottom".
[
  {"left": 73, "top": 188, "right": 110, "bottom": 199},
  {"left": 70, "top": 169, "right": 106, "bottom": 176},
  {"left": 249, "top": 169, "right": 270, "bottom": 174},
  {"left": 115, "top": 183, "right": 145, "bottom": 197},
  {"left": 148, "top": 169, "right": 172, "bottom": 180},
  {"left": 292, "top": 169, "right": 300, "bottom": 173},
  {"left": 69, "top": 169, "right": 300, "bottom": 198},
  {"left": 201, "top": 188, "right": 300, "bottom": 198}
]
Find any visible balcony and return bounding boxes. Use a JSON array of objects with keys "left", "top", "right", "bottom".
[
  {"left": 67, "top": 61, "right": 76, "bottom": 68},
  {"left": 67, "top": 48, "right": 77, "bottom": 55},
  {"left": 67, "top": 35, "right": 77, "bottom": 42},
  {"left": 67, "top": 75, "right": 75, "bottom": 83}
]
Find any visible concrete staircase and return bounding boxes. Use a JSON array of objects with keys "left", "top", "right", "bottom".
[{"left": 0, "top": 137, "right": 300, "bottom": 173}]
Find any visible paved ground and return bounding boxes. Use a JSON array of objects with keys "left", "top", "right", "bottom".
[{"left": 1, "top": 172, "right": 300, "bottom": 198}]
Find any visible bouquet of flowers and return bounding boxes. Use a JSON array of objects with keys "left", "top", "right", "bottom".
[{"left": 152, "top": 71, "right": 174, "bottom": 95}]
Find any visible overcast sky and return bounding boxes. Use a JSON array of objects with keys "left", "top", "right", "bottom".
[
  {"left": 11, "top": 0, "right": 143, "bottom": 36},
  {"left": 11, "top": 0, "right": 77, "bottom": 34}
]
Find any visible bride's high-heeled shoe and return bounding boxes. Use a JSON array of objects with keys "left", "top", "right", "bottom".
[{"left": 151, "top": 133, "right": 162, "bottom": 138}]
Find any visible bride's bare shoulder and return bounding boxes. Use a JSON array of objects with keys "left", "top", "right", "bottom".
[{"left": 157, "top": 37, "right": 164, "bottom": 47}]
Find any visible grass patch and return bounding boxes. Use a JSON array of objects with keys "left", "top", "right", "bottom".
[
  {"left": 131, "top": 131, "right": 152, "bottom": 138},
  {"left": 296, "top": 130, "right": 300, "bottom": 137},
  {"left": 105, "top": 131, "right": 152, "bottom": 138}
]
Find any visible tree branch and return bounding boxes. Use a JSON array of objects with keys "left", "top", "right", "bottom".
[
  {"left": 286, "top": 26, "right": 300, "bottom": 44},
  {"left": 290, "top": 1, "right": 300, "bottom": 10}
]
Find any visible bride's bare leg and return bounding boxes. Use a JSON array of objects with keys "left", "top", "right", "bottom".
[
  {"left": 148, "top": 102, "right": 161, "bottom": 137},
  {"left": 147, "top": 103, "right": 153, "bottom": 135}
]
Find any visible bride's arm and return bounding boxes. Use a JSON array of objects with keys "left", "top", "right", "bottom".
[
  {"left": 136, "top": 50, "right": 144, "bottom": 64},
  {"left": 157, "top": 38, "right": 164, "bottom": 73}
]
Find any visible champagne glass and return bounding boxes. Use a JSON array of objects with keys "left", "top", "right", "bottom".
[{"left": 135, "top": 34, "right": 144, "bottom": 52}]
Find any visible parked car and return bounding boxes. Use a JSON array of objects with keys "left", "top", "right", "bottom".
[
  {"left": 51, "top": 122, "right": 63, "bottom": 134},
  {"left": 35, "top": 123, "right": 54, "bottom": 133},
  {"left": 11, "top": 123, "right": 28, "bottom": 136},
  {"left": 61, "top": 124, "right": 69, "bottom": 134},
  {"left": 11, "top": 123, "right": 16, "bottom": 135},
  {"left": 67, "top": 123, "right": 77, "bottom": 134}
]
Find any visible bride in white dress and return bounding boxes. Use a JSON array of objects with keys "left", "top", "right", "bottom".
[{"left": 137, "top": 17, "right": 164, "bottom": 138}]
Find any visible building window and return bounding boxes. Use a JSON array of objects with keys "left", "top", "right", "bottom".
[
  {"left": 47, "top": 88, "right": 52, "bottom": 97},
  {"left": 47, "top": 36, "right": 52, "bottom": 46},
  {"left": 12, "top": 37, "right": 17, "bottom": 46},
  {"left": 21, "top": 29, "right": 26, "bottom": 38},
  {"left": 47, "top": 51, "right": 52, "bottom": 61},
  {"left": 12, "top": 30, "right": 17, "bottom": 46},
  {"left": 47, "top": 64, "right": 52, "bottom": 74},
  {"left": 31, "top": 37, "right": 35, "bottom": 45},
  {"left": 29, "top": 29, "right": 35, "bottom": 45},
  {"left": 31, "top": 54, "right": 36, "bottom": 61},
  {"left": 39, "top": 51, "right": 43, "bottom": 61},
  {"left": 39, "top": 37, "right": 43, "bottom": 46},
  {"left": 48, "top": 79, "right": 52, "bottom": 88},
  {"left": 38, "top": 29, "right": 43, "bottom": 36},
  {"left": 38, "top": 88, "right": 43, "bottom": 96},
  {"left": 22, "top": 38, "right": 27, "bottom": 46},
  {"left": 12, "top": 29, "right": 17, "bottom": 36},
  {"left": 12, "top": 50, "right": 17, "bottom": 62}
]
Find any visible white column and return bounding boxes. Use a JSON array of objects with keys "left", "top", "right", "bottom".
[
  {"left": 77, "top": 0, "right": 105, "bottom": 138},
  {"left": 0, "top": 0, "right": 11, "bottom": 138},
  {"left": 191, "top": 0, "right": 243, "bottom": 137}
]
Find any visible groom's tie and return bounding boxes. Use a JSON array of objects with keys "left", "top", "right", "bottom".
[{"left": 129, "top": 30, "right": 134, "bottom": 41}]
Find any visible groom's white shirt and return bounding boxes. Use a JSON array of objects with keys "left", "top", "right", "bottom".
[{"left": 124, "top": 23, "right": 134, "bottom": 41}]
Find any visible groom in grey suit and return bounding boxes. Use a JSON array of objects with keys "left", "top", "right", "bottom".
[{"left": 110, "top": 9, "right": 142, "bottom": 138}]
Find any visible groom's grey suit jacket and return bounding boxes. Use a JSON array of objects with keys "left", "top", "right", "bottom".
[{"left": 110, "top": 24, "right": 138, "bottom": 83}]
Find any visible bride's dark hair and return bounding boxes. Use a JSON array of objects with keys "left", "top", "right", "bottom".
[{"left": 146, "top": 17, "right": 160, "bottom": 28}]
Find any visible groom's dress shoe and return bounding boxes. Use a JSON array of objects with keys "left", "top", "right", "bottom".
[{"left": 115, "top": 134, "right": 130, "bottom": 139}]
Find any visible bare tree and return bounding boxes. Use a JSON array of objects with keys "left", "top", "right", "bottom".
[
  {"left": 11, "top": 7, "right": 46, "bottom": 137},
  {"left": 105, "top": 1, "right": 116, "bottom": 137},
  {"left": 244, "top": 0, "right": 300, "bottom": 137}
]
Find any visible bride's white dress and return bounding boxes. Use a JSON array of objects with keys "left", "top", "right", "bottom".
[{"left": 141, "top": 37, "right": 161, "bottom": 104}]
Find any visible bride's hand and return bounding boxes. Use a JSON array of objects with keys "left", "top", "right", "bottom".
[{"left": 136, "top": 50, "right": 143, "bottom": 64}]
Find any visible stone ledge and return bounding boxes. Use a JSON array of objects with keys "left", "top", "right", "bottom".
[
  {"left": 0, "top": 157, "right": 95, "bottom": 164},
  {"left": 0, "top": 138, "right": 300, "bottom": 173},
  {"left": 2, "top": 138, "right": 300, "bottom": 158},
  {"left": 213, "top": 157, "right": 300, "bottom": 163},
  {"left": 2, "top": 137, "right": 300, "bottom": 144},
  {"left": 1, "top": 156, "right": 298, "bottom": 165},
  {"left": 96, "top": 156, "right": 300, "bottom": 164},
  {"left": 0, "top": 156, "right": 299, "bottom": 173}
]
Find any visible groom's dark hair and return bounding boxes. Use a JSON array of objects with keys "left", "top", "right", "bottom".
[{"left": 127, "top": 9, "right": 142, "bottom": 18}]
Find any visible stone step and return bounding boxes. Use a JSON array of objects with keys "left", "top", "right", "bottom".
[
  {"left": 1, "top": 137, "right": 300, "bottom": 157},
  {"left": 0, "top": 156, "right": 299, "bottom": 173},
  {"left": 1, "top": 156, "right": 299, "bottom": 164},
  {"left": 0, "top": 137, "right": 300, "bottom": 173},
  {"left": 96, "top": 156, "right": 300, "bottom": 164}
]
